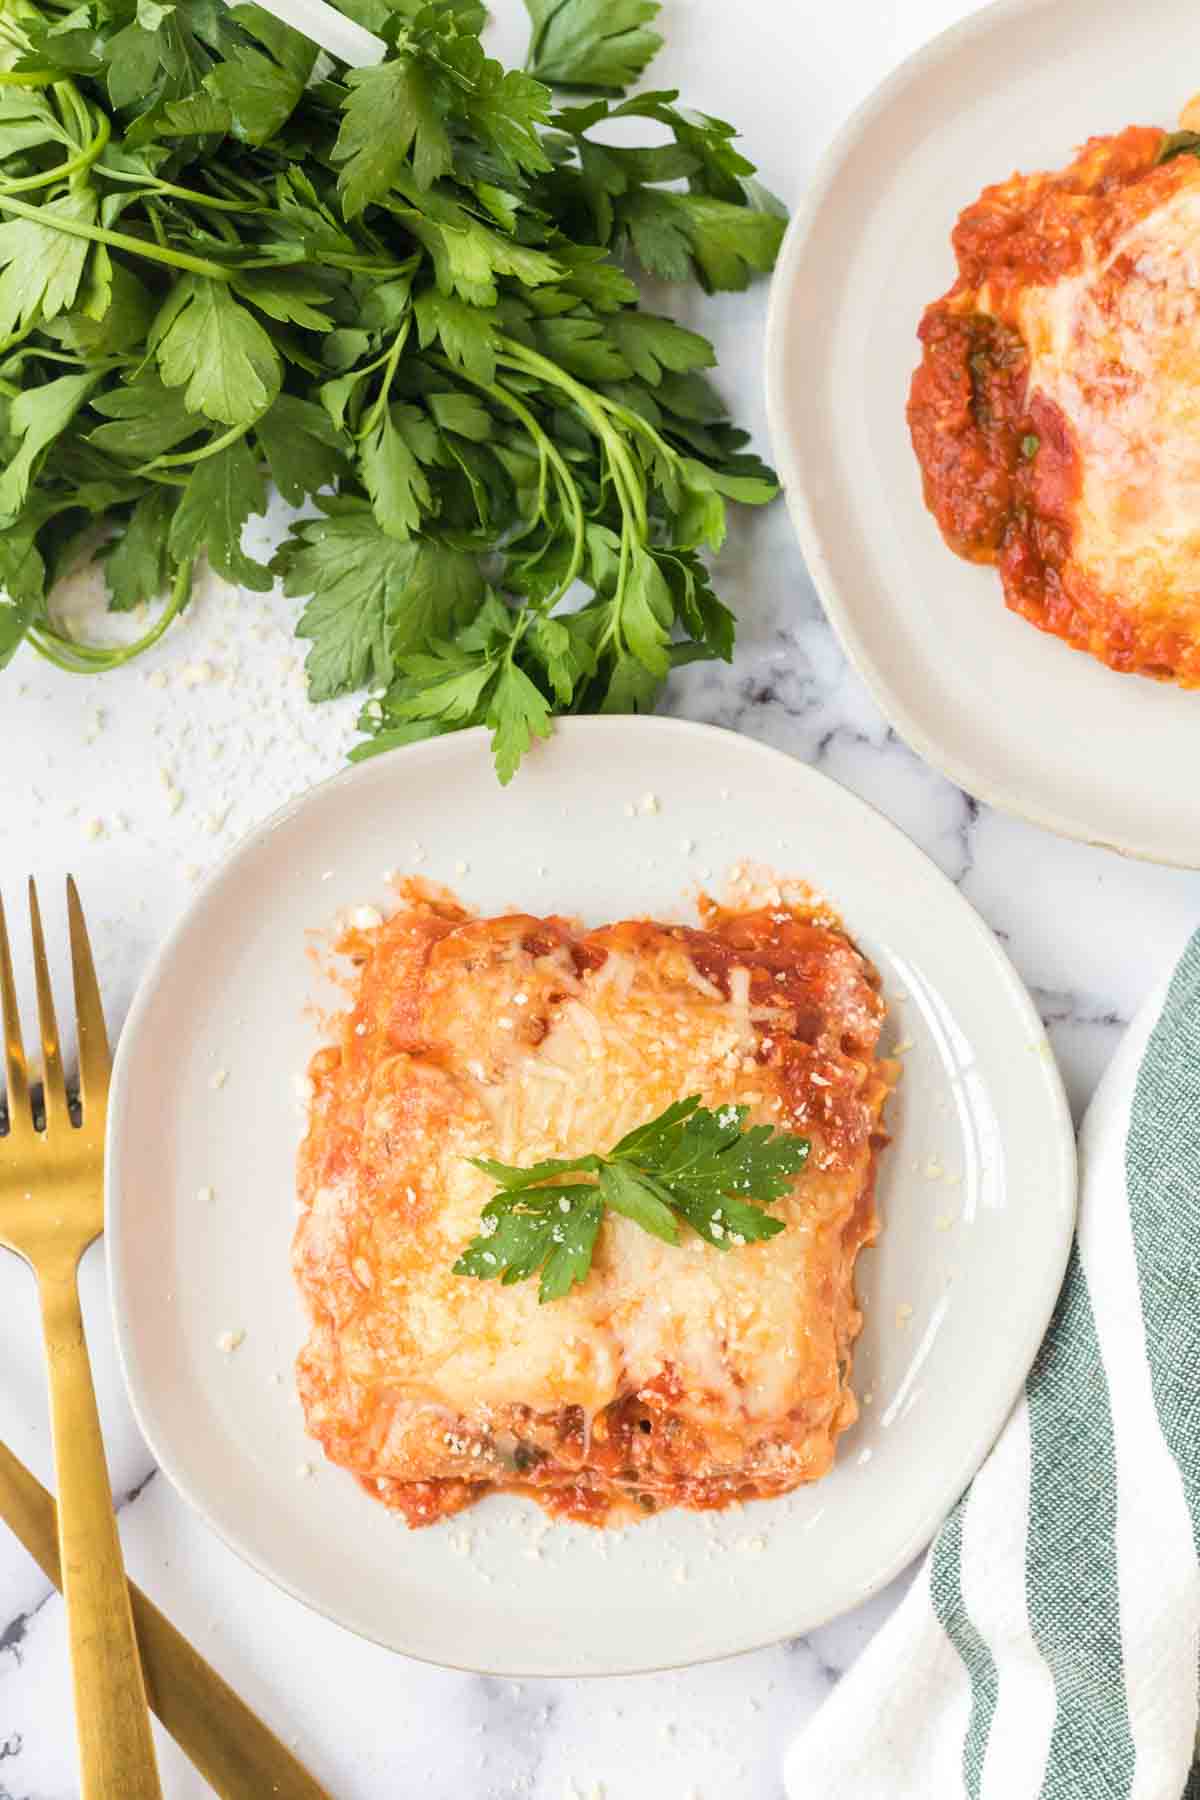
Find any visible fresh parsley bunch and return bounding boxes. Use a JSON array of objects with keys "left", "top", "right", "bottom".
[
  {"left": 455, "top": 1095, "right": 810, "bottom": 1302},
  {"left": 0, "top": 0, "right": 785, "bottom": 779}
]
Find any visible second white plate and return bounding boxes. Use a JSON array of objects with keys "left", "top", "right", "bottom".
[
  {"left": 107, "top": 718, "right": 1074, "bottom": 1674},
  {"left": 765, "top": 0, "right": 1200, "bottom": 867}
]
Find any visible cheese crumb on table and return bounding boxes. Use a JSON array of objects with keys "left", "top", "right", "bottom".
[
  {"left": 209, "top": 1067, "right": 228, "bottom": 1091},
  {"left": 197, "top": 1185, "right": 214, "bottom": 1204},
  {"left": 639, "top": 791, "right": 660, "bottom": 814},
  {"left": 216, "top": 1329, "right": 244, "bottom": 1353}
]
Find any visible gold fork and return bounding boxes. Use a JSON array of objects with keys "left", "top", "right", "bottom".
[{"left": 0, "top": 877, "right": 161, "bottom": 1799}]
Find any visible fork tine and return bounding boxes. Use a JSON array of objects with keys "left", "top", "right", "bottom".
[
  {"left": 65, "top": 876, "right": 109, "bottom": 1116},
  {"left": 27, "top": 879, "right": 68, "bottom": 1132},
  {"left": 0, "top": 892, "right": 30, "bottom": 1136}
]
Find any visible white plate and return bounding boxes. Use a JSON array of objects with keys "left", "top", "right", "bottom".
[
  {"left": 107, "top": 718, "right": 1074, "bottom": 1675},
  {"left": 764, "top": 0, "right": 1200, "bottom": 868}
]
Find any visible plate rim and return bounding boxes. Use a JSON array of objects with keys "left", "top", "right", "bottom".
[
  {"left": 106, "top": 715, "right": 1077, "bottom": 1675},
  {"left": 762, "top": 0, "right": 1200, "bottom": 871}
]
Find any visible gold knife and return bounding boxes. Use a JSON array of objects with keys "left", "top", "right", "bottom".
[{"left": 0, "top": 1437, "right": 334, "bottom": 1800}]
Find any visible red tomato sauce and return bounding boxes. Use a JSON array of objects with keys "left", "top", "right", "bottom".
[{"left": 906, "top": 126, "right": 1182, "bottom": 663}]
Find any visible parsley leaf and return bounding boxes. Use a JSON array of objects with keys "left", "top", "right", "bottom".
[
  {"left": 254, "top": 394, "right": 349, "bottom": 506},
  {"left": 276, "top": 502, "right": 483, "bottom": 699},
  {"left": 360, "top": 405, "right": 432, "bottom": 539},
  {"left": 335, "top": 53, "right": 452, "bottom": 215},
  {"left": 0, "top": 190, "right": 97, "bottom": 338},
  {"left": 104, "top": 488, "right": 178, "bottom": 612},
  {"left": 414, "top": 289, "right": 498, "bottom": 385},
  {"left": 362, "top": 592, "right": 556, "bottom": 783},
  {"left": 1157, "top": 129, "right": 1200, "bottom": 164},
  {"left": 455, "top": 1185, "right": 605, "bottom": 1302},
  {"left": 624, "top": 189, "right": 786, "bottom": 291},
  {"left": 89, "top": 378, "right": 205, "bottom": 463},
  {"left": 456, "top": 1094, "right": 808, "bottom": 1301},
  {"left": 168, "top": 436, "right": 272, "bottom": 590},
  {"left": 606, "top": 312, "right": 714, "bottom": 384},
  {"left": 151, "top": 277, "right": 282, "bottom": 426},
  {"left": 489, "top": 656, "right": 553, "bottom": 781},
  {"left": 203, "top": 4, "right": 315, "bottom": 145},
  {"left": 524, "top": 0, "right": 664, "bottom": 92},
  {"left": 229, "top": 269, "right": 336, "bottom": 332},
  {"left": 0, "top": 517, "right": 44, "bottom": 671},
  {"left": 0, "top": 587, "right": 36, "bottom": 672},
  {"left": 0, "top": 370, "right": 104, "bottom": 526}
]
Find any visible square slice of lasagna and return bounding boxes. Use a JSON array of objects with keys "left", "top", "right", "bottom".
[{"left": 294, "top": 878, "right": 892, "bottom": 1527}]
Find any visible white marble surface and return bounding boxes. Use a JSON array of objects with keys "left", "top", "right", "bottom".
[{"left": 3, "top": 1, "right": 1200, "bottom": 1795}]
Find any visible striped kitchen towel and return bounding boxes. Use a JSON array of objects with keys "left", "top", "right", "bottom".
[{"left": 785, "top": 929, "right": 1200, "bottom": 1800}]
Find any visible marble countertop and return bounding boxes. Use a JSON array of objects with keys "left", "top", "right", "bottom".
[{"left": 3, "top": 1, "right": 1200, "bottom": 1795}]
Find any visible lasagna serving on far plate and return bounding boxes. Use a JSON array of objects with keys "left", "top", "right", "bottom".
[
  {"left": 909, "top": 114, "right": 1200, "bottom": 686},
  {"left": 293, "top": 875, "right": 892, "bottom": 1527}
]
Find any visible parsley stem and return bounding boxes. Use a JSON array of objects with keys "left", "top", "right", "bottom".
[
  {"left": 0, "top": 346, "right": 93, "bottom": 373},
  {"left": 356, "top": 315, "right": 411, "bottom": 441},
  {"left": 430, "top": 354, "right": 586, "bottom": 602},
  {"left": 0, "top": 105, "right": 108, "bottom": 195},
  {"left": 496, "top": 339, "right": 649, "bottom": 539},
  {"left": 202, "top": 210, "right": 241, "bottom": 249},
  {"left": 27, "top": 560, "right": 193, "bottom": 673},
  {"left": 98, "top": 170, "right": 266, "bottom": 214},
  {"left": 137, "top": 420, "right": 253, "bottom": 474},
  {"left": 0, "top": 190, "right": 236, "bottom": 280},
  {"left": 602, "top": 396, "right": 686, "bottom": 478},
  {"left": 53, "top": 80, "right": 93, "bottom": 152}
]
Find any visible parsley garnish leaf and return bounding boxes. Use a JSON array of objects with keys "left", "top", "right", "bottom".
[{"left": 455, "top": 1095, "right": 809, "bottom": 1301}]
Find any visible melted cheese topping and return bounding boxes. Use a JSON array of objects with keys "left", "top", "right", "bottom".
[
  {"left": 1017, "top": 179, "right": 1200, "bottom": 627},
  {"left": 909, "top": 126, "right": 1200, "bottom": 684},
  {"left": 294, "top": 887, "right": 891, "bottom": 1527}
]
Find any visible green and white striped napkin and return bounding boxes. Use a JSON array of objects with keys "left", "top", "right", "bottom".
[{"left": 786, "top": 930, "right": 1200, "bottom": 1800}]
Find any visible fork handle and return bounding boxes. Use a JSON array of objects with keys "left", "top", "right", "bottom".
[{"left": 38, "top": 1263, "right": 163, "bottom": 1800}]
